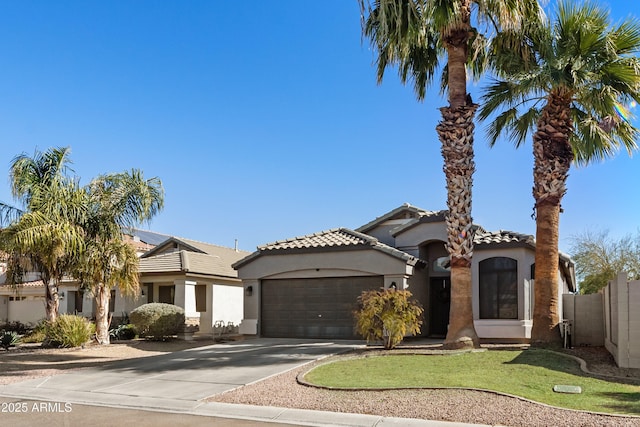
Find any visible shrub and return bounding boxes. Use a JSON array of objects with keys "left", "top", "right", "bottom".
[
  {"left": 21, "top": 320, "right": 47, "bottom": 343},
  {"left": 109, "top": 324, "right": 137, "bottom": 341},
  {"left": 129, "top": 303, "right": 185, "bottom": 340},
  {"left": 354, "top": 289, "right": 423, "bottom": 350},
  {"left": 1, "top": 331, "right": 21, "bottom": 350},
  {"left": 0, "top": 321, "right": 32, "bottom": 335},
  {"left": 46, "top": 315, "right": 95, "bottom": 348}
]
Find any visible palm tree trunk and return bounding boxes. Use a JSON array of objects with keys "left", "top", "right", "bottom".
[
  {"left": 531, "top": 200, "right": 562, "bottom": 343},
  {"left": 95, "top": 285, "right": 111, "bottom": 345},
  {"left": 530, "top": 91, "right": 573, "bottom": 345},
  {"left": 438, "top": 103, "right": 480, "bottom": 350},
  {"left": 437, "top": 1, "right": 478, "bottom": 350},
  {"left": 44, "top": 279, "right": 59, "bottom": 323}
]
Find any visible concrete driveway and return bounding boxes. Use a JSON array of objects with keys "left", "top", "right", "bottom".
[
  {"left": 0, "top": 338, "right": 360, "bottom": 411},
  {"left": 0, "top": 338, "right": 485, "bottom": 427}
]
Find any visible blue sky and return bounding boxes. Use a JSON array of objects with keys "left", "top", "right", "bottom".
[{"left": 0, "top": 1, "right": 638, "bottom": 254}]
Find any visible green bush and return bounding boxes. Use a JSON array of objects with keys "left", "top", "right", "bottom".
[
  {"left": 45, "top": 315, "right": 95, "bottom": 348},
  {"left": 21, "top": 320, "right": 47, "bottom": 343},
  {"left": 1, "top": 331, "right": 21, "bottom": 350},
  {"left": 129, "top": 303, "right": 185, "bottom": 340},
  {"left": 0, "top": 321, "right": 33, "bottom": 335},
  {"left": 109, "top": 323, "right": 137, "bottom": 340},
  {"left": 354, "top": 289, "right": 423, "bottom": 350}
]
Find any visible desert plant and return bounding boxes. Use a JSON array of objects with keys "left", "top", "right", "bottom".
[
  {"left": 109, "top": 323, "right": 137, "bottom": 341},
  {"left": 354, "top": 289, "right": 423, "bottom": 350},
  {"left": 1, "top": 331, "right": 21, "bottom": 350},
  {"left": 129, "top": 303, "right": 185, "bottom": 341},
  {"left": 0, "top": 320, "right": 32, "bottom": 335},
  {"left": 45, "top": 314, "right": 94, "bottom": 348},
  {"left": 21, "top": 320, "right": 47, "bottom": 343}
]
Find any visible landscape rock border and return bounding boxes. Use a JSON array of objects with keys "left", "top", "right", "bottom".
[{"left": 295, "top": 347, "right": 640, "bottom": 420}]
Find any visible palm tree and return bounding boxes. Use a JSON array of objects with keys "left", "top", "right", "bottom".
[
  {"left": 1, "top": 204, "right": 85, "bottom": 322},
  {"left": 358, "top": 0, "right": 542, "bottom": 349},
  {"left": 0, "top": 147, "right": 84, "bottom": 322},
  {"left": 1, "top": 146, "right": 74, "bottom": 225},
  {"left": 77, "top": 170, "right": 164, "bottom": 344},
  {"left": 479, "top": 0, "right": 640, "bottom": 344}
]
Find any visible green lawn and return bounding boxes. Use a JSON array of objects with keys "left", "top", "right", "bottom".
[{"left": 303, "top": 349, "right": 640, "bottom": 415}]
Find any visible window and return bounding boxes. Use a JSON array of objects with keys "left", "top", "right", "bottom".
[
  {"left": 196, "top": 285, "right": 207, "bottom": 312},
  {"left": 432, "top": 256, "right": 451, "bottom": 273},
  {"left": 479, "top": 257, "right": 518, "bottom": 319},
  {"left": 68, "top": 290, "right": 84, "bottom": 313},
  {"left": 158, "top": 285, "right": 175, "bottom": 304}
]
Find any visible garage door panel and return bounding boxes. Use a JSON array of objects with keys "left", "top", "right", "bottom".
[{"left": 261, "top": 276, "right": 383, "bottom": 339}]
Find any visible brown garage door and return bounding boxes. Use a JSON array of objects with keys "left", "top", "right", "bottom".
[{"left": 261, "top": 276, "right": 383, "bottom": 339}]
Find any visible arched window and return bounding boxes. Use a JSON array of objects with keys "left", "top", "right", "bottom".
[{"left": 479, "top": 257, "right": 518, "bottom": 319}]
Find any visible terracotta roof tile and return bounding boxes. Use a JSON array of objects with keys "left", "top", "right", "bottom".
[
  {"left": 234, "top": 228, "right": 423, "bottom": 269},
  {"left": 473, "top": 229, "right": 535, "bottom": 246},
  {"left": 0, "top": 279, "right": 45, "bottom": 288},
  {"left": 258, "top": 228, "right": 370, "bottom": 251}
]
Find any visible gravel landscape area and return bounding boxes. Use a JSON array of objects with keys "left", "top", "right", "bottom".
[
  {"left": 2, "top": 341, "right": 639, "bottom": 427},
  {"left": 209, "top": 346, "right": 640, "bottom": 427}
]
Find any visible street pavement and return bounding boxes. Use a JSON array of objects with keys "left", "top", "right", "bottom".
[{"left": 0, "top": 338, "right": 485, "bottom": 427}]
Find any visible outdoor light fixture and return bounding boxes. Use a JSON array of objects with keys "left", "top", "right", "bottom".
[
  {"left": 59, "top": 291, "right": 65, "bottom": 299},
  {"left": 389, "top": 282, "right": 397, "bottom": 290},
  {"left": 245, "top": 285, "right": 253, "bottom": 296}
]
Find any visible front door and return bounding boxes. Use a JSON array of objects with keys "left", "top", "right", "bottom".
[{"left": 429, "top": 277, "right": 451, "bottom": 337}]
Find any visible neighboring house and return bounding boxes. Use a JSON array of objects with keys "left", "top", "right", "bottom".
[
  {"left": 234, "top": 204, "right": 576, "bottom": 342},
  {"left": 0, "top": 230, "right": 249, "bottom": 336},
  {"left": 137, "top": 236, "right": 250, "bottom": 335}
]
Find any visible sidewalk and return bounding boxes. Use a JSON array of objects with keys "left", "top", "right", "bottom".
[
  {"left": 0, "top": 396, "right": 486, "bottom": 427},
  {"left": 0, "top": 338, "right": 487, "bottom": 426}
]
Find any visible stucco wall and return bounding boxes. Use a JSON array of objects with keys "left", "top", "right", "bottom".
[
  {"left": 563, "top": 293, "right": 604, "bottom": 346},
  {"left": 8, "top": 298, "right": 46, "bottom": 324},
  {"left": 604, "top": 273, "right": 640, "bottom": 368},
  {"left": 212, "top": 284, "right": 243, "bottom": 326},
  {"left": 365, "top": 224, "right": 400, "bottom": 246},
  {"left": 395, "top": 222, "right": 448, "bottom": 252},
  {"left": 0, "top": 296, "right": 8, "bottom": 322},
  {"left": 237, "top": 249, "right": 414, "bottom": 281}
]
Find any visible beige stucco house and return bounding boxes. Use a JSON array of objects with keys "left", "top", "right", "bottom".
[
  {"left": 137, "top": 236, "right": 249, "bottom": 335},
  {"left": 234, "top": 204, "right": 575, "bottom": 342},
  {"left": 0, "top": 231, "right": 249, "bottom": 337}
]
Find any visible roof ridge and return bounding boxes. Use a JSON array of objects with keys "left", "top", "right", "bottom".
[
  {"left": 170, "top": 236, "right": 250, "bottom": 253},
  {"left": 338, "top": 227, "right": 379, "bottom": 244},
  {"left": 259, "top": 228, "right": 345, "bottom": 249}
]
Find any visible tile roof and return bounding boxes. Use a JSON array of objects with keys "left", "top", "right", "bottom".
[
  {"left": 257, "top": 228, "right": 371, "bottom": 251},
  {"left": 356, "top": 203, "right": 439, "bottom": 233},
  {"left": 473, "top": 229, "right": 535, "bottom": 247},
  {"left": 139, "top": 237, "right": 250, "bottom": 279},
  {"left": 234, "top": 228, "right": 422, "bottom": 269},
  {"left": 0, "top": 279, "right": 45, "bottom": 289}
]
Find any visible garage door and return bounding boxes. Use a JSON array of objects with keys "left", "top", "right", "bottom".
[{"left": 261, "top": 276, "right": 383, "bottom": 339}]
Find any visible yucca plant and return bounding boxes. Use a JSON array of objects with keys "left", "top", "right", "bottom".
[{"left": 1, "top": 331, "right": 21, "bottom": 350}]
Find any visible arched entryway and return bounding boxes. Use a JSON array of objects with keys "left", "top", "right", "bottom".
[{"left": 420, "top": 240, "right": 451, "bottom": 337}]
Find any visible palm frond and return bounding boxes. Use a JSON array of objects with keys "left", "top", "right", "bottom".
[
  {"left": 0, "top": 202, "right": 24, "bottom": 227},
  {"left": 481, "top": 0, "right": 640, "bottom": 163}
]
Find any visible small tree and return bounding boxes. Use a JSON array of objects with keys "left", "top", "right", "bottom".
[
  {"left": 569, "top": 229, "right": 640, "bottom": 294},
  {"left": 354, "top": 289, "right": 423, "bottom": 350}
]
